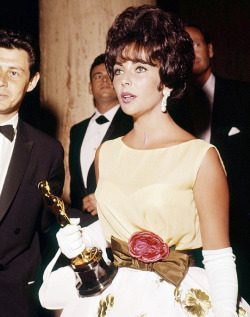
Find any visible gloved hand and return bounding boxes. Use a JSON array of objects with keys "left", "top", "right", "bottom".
[
  {"left": 56, "top": 218, "right": 85, "bottom": 259},
  {"left": 82, "top": 220, "right": 110, "bottom": 263}
]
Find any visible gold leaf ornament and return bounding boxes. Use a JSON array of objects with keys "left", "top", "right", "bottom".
[
  {"left": 174, "top": 287, "right": 183, "bottom": 305},
  {"left": 184, "top": 289, "right": 211, "bottom": 316},
  {"left": 106, "top": 294, "right": 114, "bottom": 309},
  {"left": 238, "top": 306, "right": 247, "bottom": 316},
  {"left": 98, "top": 294, "right": 115, "bottom": 317},
  {"left": 175, "top": 287, "right": 211, "bottom": 317}
]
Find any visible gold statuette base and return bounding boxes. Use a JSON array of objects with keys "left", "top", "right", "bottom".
[
  {"left": 74, "top": 251, "right": 118, "bottom": 297},
  {"left": 38, "top": 180, "right": 117, "bottom": 297}
]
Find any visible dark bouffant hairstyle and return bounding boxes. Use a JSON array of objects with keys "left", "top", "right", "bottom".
[
  {"left": 89, "top": 53, "right": 105, "bottom": 81},
  {"left": 0, "top": 28, "right": 39, "bottom": 78},
  {"left": 105, "top": 5, "right": 194, "bottom": 98}
]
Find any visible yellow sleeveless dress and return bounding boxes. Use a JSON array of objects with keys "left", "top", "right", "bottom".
[
  {"left": 96, "top": 137, "right": 211, "bottom": 250},
  {"left": 40, "top": 137, "right": 250, "bottom": 317}
]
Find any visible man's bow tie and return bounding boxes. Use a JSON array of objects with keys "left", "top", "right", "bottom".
[
  {"left": 0, "top": 125, "right": 15, "bottom": 142},
  {"left": 96, "top": 115, "right": 109, "bottom": 125}
]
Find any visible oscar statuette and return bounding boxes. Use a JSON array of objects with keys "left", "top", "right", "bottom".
[{"left": 38, "top": 180, "right": 117, "bottom": 297}]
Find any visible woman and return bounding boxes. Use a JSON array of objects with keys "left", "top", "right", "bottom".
[{"left": 39, "top": 5, "right": 249, "bottom": 316}]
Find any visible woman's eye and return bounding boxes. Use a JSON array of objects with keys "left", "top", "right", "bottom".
[
  {"left": 114, "top": 68, "right": 123, "bottom": 75},
  {"left": 136, "top": 66, "right": 147, "bottom": 73},
  {"left": 193, "top": 43, "right": 200, "bottom": 49}
]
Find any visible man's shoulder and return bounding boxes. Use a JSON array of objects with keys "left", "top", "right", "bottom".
[
  {"left": 70, "top": 116, "right": 92, "bottom": 133},
  {"left": 113, "top": 106, "right": 128, "bottom": 118},
  {"left": 215, "top": 75, "right": 250, "bottom": 92},
  {"left": 108, "top": 107, "right": 133, "bottom": 137},
  {"left": 19, "top": 119, "right": 63, "bottom": 148},
  {"left": 112, "top": 106, "right": 133, "bottom": 125},
  {"left": 213, "top": 75, "right": 250, "bottom": 124}
]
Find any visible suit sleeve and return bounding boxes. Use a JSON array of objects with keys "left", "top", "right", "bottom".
[
  {"left": 69, "top": 126, "right": 84, "bottom": 210},
  {"left": 41, "top": 140, "right": 65, "bottom": 233}
]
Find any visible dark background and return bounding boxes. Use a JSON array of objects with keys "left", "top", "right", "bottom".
[
  {"left": 0, "top": 0, "right": 40, "bottom": 127},
  {"left": 0, "top": 0, "right": 249, "bottom": 128},
  {"left": 0, "top": 0, "right": 39, "bottom": 38},
  {"left": 159, "top": 0, "right": 250, "bottom": 83}
]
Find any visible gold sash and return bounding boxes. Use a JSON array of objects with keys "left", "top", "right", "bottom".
[{"left": 111, "top": 236, "right": 195, "bottom": 287}]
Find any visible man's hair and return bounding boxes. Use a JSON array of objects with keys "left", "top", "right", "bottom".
[
  {"left": 0, "top": 28, "right": 40, "bottom": 78},
  {"left": 89, "top": 54, "right": 105, "bottom": 81},
  {"left": 105, "top": 5, "right": 194, "bottom": 99},
  {"left": 185, "top": 24, "right": 211, "bottom": 45}
]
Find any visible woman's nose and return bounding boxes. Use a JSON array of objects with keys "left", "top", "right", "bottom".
[{"left": 121, "top": 77, "right": 131, "bottom": 86}]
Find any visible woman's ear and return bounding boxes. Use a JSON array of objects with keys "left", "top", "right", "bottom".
[{"left": 162, "top": 86, "right": 173, "bottom": 95}]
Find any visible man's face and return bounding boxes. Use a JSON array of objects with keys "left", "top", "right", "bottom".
[
  {"left": 88, "top": 63, "right": 117, "bottom": 103},
  {"left": 185, "top": 27, "right": 213, "bottom": 77},
  {"left": 0, "top": 47, "right": 39, "bottom": 123}
]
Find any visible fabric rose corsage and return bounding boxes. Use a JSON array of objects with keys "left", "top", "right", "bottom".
[{"left": 128, "top": 231, "right": 169, "bottom": 263}]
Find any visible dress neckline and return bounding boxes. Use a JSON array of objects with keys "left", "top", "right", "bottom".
[{"left": 120, "top": 137, "right": 200, "bottom": 151}]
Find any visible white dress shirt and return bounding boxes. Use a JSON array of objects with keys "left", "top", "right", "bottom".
[
  {"left": 199, "top": 73, "right": 215, "bottom": 142},
  {"left": 0, "top": 114, "right": 18, "bottom": 196},
  {"left": 80, "top": 105, "right": 119, "bottom": 186}
]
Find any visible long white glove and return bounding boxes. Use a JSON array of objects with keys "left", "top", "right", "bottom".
[
  {"left": 56, "top": 218, "right": 85, "bottom": 259},
  {"left": 81, "top": 220, "right": 110, "bottom": 248},
  {"left": 56, "top": 219, "right": 110, "bottom": 261},
  {"left": 202, "top": 247, "right": 238, "bottom": 317},
  {"left": 81, "top": 220, "right": 110, "bottom": 263}
]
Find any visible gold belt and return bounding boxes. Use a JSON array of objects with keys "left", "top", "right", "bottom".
[{"left": 111, "top": 236, "right": 195, "bottom": 287}]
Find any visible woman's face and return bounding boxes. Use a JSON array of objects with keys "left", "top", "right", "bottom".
[{"left": 112, "top": 54, "right": 163, "bottom": 118}]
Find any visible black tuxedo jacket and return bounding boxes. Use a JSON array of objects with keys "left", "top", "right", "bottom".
[
  {"left": 69, "top": 107, "right": 133, "bottom": 225},
  {"left": 0, "top": 118, "right": 64, "bottom": 317},
  {"left": 169, "top": 75, "right": 250, "bottom": 300}
]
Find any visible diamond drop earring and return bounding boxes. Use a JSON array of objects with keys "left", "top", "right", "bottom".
[{"left": 161, "top": 88, "right": 171, "bottom": 113}]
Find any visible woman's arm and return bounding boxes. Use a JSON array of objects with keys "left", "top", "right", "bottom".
[
  {"left": 193, "top": 147, "right": 230, "bottom": 250},
  {"left": 94, "top": 145, "right": 101, "bottom": 185},
  {"left": 193, "top": 147, "right": 237, "bottom": 317}
]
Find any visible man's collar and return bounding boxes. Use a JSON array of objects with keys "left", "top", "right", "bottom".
[
  {"left": 95, "top": 104, "right": 120, "bottom": 121},
  {"left": 0, "top": 113, "right": 19, "bottom": 131},
  {"left": 202, "top": 72, "right": 215, "bottom": 89},
  {"left": 202, "top": 73, "right": 215, "bottom": 107}
]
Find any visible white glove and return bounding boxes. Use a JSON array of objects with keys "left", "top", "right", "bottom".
[
  {"left": 202, "top": 247, "right": 238, "bottom": 317},
  {"left": 81, "top": 220, "right": 110, "bottom": 262},
  {"left": 56, "top": 218, "right": 85, "bottom": 259}
]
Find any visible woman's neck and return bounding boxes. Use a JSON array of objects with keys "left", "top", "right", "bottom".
[{"left": 125, "top": 112, "right": 178, "bottom": 149}]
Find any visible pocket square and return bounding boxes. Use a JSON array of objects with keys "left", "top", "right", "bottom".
[
  {"left": 228, "top": 127, "right": 240, "bottom": 136},
  {"left": 28, "top": 281, "right": 35, "bottom": 285}
]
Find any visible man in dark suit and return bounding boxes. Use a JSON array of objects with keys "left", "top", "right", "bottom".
[
  {"left": 0, "top": 29, "right": 65, "bottom": 316},
  {"left": 170, "top": 25, "right": 250, "bottom": 301},
  {"left": 69, "top": 54, "right": 133, "bottom": 226}
]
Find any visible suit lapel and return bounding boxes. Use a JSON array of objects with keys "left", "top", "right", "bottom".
[
  {"left": 75, "top": 119, "right": 91, "bottom": 152},
  {"left": 76, "top": 118, "right": 91, "bottom": 192},
  {"left": 102, "top": 107, "right": 122, "bottom": 142},
  {"left": 211, "top": 76, "right": 232, "bottom": 143},
  {"left": 85, "top": 110, "right": 121, "bottom": 192},
  {"left": 0, "top": 120, "right": 33, "bottom": 222}
]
